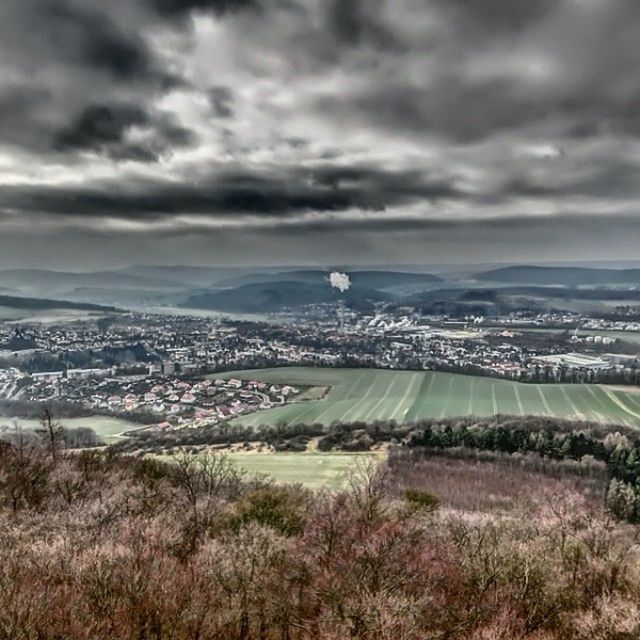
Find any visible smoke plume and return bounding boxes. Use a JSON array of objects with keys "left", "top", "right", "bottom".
[{"left": 329, "top": 271, "right": 351, "bottom": 293}]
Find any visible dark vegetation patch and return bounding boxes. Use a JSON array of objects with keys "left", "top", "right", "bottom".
[
  {"left": 0, "top": 399, "right": 158, "bottom": 424},
  {"left": 0, "top": 294, "right": 117, "bottom": 311}
]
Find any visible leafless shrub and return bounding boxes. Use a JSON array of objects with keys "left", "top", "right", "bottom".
[
  {"left": 0, "top": 441, "right": 636, "bottom": 639},
  {"left": 387, "top": 447, "right": 607, "bottom": 515}
]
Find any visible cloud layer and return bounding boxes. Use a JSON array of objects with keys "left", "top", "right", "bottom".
[{"left": 0, "top": 0, "right": 638, "bottom": 267}]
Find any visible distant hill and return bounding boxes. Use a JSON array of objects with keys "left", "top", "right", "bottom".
[
  {"left": 407, "top": 286, "right": 640, "bottom": 303},
  {"left": 399, "top": 286, "right": 640, "bottom": 316},
  {"left": 477, "top": 266, "right": 640, "bottom": 287},
  {"left": 214, "top": 270, "right": 327, "bottom": 288},
  {"left": 0, "top": 269, "right": 184, "bottom": 297},
  {"left": 182, "top": 281, "right": 392, "bottom": 313},
  {"left": 496, "top": 286, "right": 640, "bottom": 301},
  {"left": 60, "top": 287, "right": 187, "bottom": 307},
  {"left": 215, "top": 270, "right": 442, "bottom": 290},
  {"left": 0, "top": 266, "right": 444, "bottom": 306},
  {"left": 118, "top": 265, "right": 249, "bottom": 287},
  {"left": 0, "top": 294, "right": 118, "bottom": 312}
]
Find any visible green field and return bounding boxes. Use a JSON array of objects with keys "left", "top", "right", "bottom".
[
  {"left": 225, "top": 452, "right": 370, "bottom": 489},
  {"left": 211, "top": 367, "right": 640, "bottom": 428},
  {"left": 0, "top": 415, "right": 146, "bottom": 443}
]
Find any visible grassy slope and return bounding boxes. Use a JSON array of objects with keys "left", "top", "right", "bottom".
[
  {"left": 225, "top": 452, "right": 372, "bottom": 489},
  {"left": 210, "top": 367, "right": 640, "bottom": 428},
  {"left": 0, "top": 415, "right": 146, "bottom": 443}
]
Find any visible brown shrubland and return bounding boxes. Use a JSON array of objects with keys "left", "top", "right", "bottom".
[
  {"left": 387, "top": 447, "right": 609, "bottom": 514},
  {"left": 0, "top": 441, "right": 639, "bottom": 639}
]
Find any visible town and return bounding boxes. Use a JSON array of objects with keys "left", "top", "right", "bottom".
[{"left": 1, "top": 304, "right": 640, "bottom": 431}]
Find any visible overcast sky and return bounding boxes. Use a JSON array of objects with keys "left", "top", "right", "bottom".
[{"left": 1, "top": 0, "right": 639, "bottom": 269}]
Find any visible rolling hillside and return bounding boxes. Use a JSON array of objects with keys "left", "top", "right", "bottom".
[
  {"left": 0, "top": 294, "right": 119, "bottom": 321},
  {"left": 477, "top": 265, "right": 640, "bottom": 287},
  {"left": 182, "top": 281, "right": 392, "bottom": 313},
  {"left": 215, "top": 270, "right": 443, "bottom": 290},
  {"left": 0, "top": 269, "right": 185, "bottom": 301},
  {"left": 212, "top": 367, "right": 640, "bottom": 428},
  {"left": 401, "top": 286, "right": 640, "bottom": 316},
  {"left": 0, "top": 294, "right": 117, "bottom": 312}
]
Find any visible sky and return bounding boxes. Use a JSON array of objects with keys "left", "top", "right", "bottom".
[{"left": 0, "top": 0, "right": 639, "bottom": 269}]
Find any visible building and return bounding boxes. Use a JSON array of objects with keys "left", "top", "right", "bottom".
[
  {"left": 159, "top": 361, "right": 176, "bottom": 376},
  {"left": 31, "top": 371, "right": 64, "bottom": 382},
  {"left": 534, "top": 353, "right": 611, "bottom": 370},
  {"left": 66, "top": 368, "right": 110, "bottom": 380}
]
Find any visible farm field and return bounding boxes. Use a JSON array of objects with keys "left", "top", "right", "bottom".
[
  {"left": 0, "top": 414, "right": 146, "bottom": 443},
  {"left": 0, "top": 307, "right": 104, "bottom": 323},
  {"left": 225, "top": 452, "right": 371, "bottom": 489},
  {"left": 212, "top": 367, "right": 640, "bottom": 428}
]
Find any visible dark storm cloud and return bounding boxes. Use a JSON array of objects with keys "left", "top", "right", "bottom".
[
  {"left": 0, "top": 0, "right": 180, "bottom": 157},
  {"left": 54, "top": 105, "right": 149, "bottom": 152},
  {"left": 52, "top": 104, "right": 194, "bottom": 162},
  {"left": 2, "top": 0, "right": 640, "bottom": 266},
  {"left": 156, "top": 119, "right": 195, "bottom": 147},
  {"left": 0, "top": 164, "right": 468, "bottom": 220},
  {"left": 147, "top": 0, "right": 258, "bottom": 18},
  {"left": 436, "top": 0, "right": 557, "bottom": 34},
  {"left": 325, "top": 0, "right": 402, "bottom": 50},
  {"left": 326, "top": 0, "right": 362, "bottom": 44},
  {"left": 309, "top": 166, "right": 463, "bottom": 202},
  {"left": 36, "top": 1, "right": 166, "bottom": 82}
]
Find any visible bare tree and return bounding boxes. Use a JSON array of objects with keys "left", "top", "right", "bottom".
[
  {"left": 37, "top": 407, "right": 64, "bottom": 463},
  {"left": 170, "top": 451, "right": 246, "bottom": 556},
  {"left": 0, "top": 427, "right": 51, "bottom": 513},
  {"left": 346, "top": 456, "right": 391, "bottom": 524},
  {"left": 170, "top": 450, "right": 245, "bottom": 507}
]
